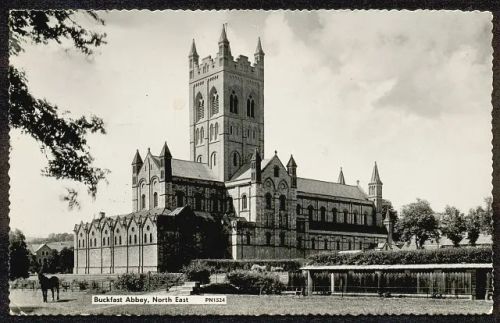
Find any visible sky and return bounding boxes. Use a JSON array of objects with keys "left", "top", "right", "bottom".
[{"left": 9, "top": 10, "right": 493, "bottom": 238}]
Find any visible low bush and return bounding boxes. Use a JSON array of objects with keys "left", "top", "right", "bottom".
[
  {"left": 308, "top": 246, "right": 492, "bottom": 266},
  {"left": 191, "top": 259, "right": 304, "bottom": 273},
  {"left": 198, "top": 283, "right": 239, "bottom": 294},
  {"left": 226, "top": 270, "right": 285, "bottom": 295},
  {"left": 182, "top": 262, "right": 211, "bottom": 284},
  {"left": 114, "top": 273, "right": 184, "bottom": 292}
]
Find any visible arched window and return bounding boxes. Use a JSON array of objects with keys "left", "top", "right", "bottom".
[
  {"left": 297, "top": 236, "right": 302, "bottom": 248},
  {"left": 230, "top": 125, "right": 233, "bottom": 135},
  {"left": 279, "top": 195, "right": 286, "bottom": 211},
  {"left": 195, "top": 128, "right": 199, "bottom": 145},
  {"left": 194, "top": 194, "right": 203, "bottom": 211},
  {"left": 153, "top": 192, "right": 158, "bottom": 208},
  {"left": 324, "top": 238, "right": 328, "bottom": 250},
  {"left": 94, "top": 238, "right": 96, "bottom": 246},
  {"left": 210, "top": 124, "right": 214, "bottom": 141},
  {"left": 320, "top": 207, "right": 326, "bottom": 222},
  {"left": 103, "top": 237, "right": 105, "bottom": 245},
  {"left": 233, "top": 152, "right": 240, "bottom": 167},
  {"left": 311, "top": 238, "right": 315, "bottom": 250},
  {"left": 230, "top": 91, "right": 238, "bottom": 114},
  {"left": 211, "top": 89, "right": 219, "bottom": 115},
  {"left": 141, "top": 194, "right": 146, "bottom": 209},
  {"left": 134, "top": 235, "right": 137, "bottom": 244},
  {"left": 119, "top": 236, "right": 122, "bottom": 245},
  {"left": 274, "top": 166, "right": 279, "bottom": 177},
  {"left": 308, "top": 205, "right": 314, "bottom": 222},
  {"left": 200, "top": 127, "right": 204, "bottom": 143},
  {"left": 247, "top": 95, "right": 255, "bottom": 118},
  {"left": 150, "top": 233, "right": 153, "bottom": 243},
  {"left": 196, "top": 94, "right": 204, "bottom": 121},
  {"left": 78, "top": 240, "right": 81, "bottom": 248},
  {"left": 246, "top": 232, "right": 251, "bottom": 245},
  {"left": 265, "top": 232, "right": 271, "bottom": 245},
  {"left": 241, "top": 194, "right": 248, "bottom": 210},
  {"left": 144, "top": 233, "right": 147, "bottom": 243},
  {"left": 353, "top": 210, "right": 358, "bottom": 224},
  {"left": 197, "top": 155, "right": 202, "bottom": 163},
  {"left": 296, "top": 204, "right": 302, "bottom": 215},
  {"left": 265, "top": 193, "right": 272, "bottom": 209},
  {"left": 280, "top": 232, "right": 285, "bottom": 246},
  {"left": 332, "top": 208, "right": 337, "bottom": 223},
  {"left": 211, "top": 152, "right": 217, "bottom": 167},
  {"left": 214, "top": 123, "right": 219, "bottom": 140},
  {"left": 176, "top": 191, "right": 184, "bottom": 207},
  {"left": 343, "top": 210, "right": 348, "bottom": 223},
  {"left": 336, "top": 241, "right": 340, "bottom": 250}
]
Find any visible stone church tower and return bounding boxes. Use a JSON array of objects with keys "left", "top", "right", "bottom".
[{"left": 188, "top": 25, "right": 265, "bottom": 181}]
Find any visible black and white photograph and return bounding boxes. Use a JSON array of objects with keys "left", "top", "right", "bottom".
[{"left": 5, "top": 9, "right": 495, "bottom": 316}]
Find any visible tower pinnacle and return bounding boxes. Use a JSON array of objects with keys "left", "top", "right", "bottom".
[
  {"left": 189, "top": 39, "right": 198, "bottom": 57},
  {"left": 255, "top": 37, "right": 264, "bottom": 55},
  {"left": 219, "top": 24, "right": 229, "bottom": 43},
  {"left": 370, "top": 161, "right": 382, "bottom": 184},
  {"left": 338, "top": 167, "right": 345, "bottom": 185}
]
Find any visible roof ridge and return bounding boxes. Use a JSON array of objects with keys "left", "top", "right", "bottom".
[{"left": 297, "top": 177, "right": 360, "bottom": 188}]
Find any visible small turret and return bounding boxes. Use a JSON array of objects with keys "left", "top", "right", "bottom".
[
  {"left": 368, "top": 162, "right": 383, "bottom": 212},
  {"left": 337, "top": 167, "right": 345, "bottom": 185},
  {"left": 383, "top": 209, "right": 393, "bottom": 245},
  {"left": 188, "top": 39, "right": 199, "bottom": 78},
  {"left": 218, "top": 24, "right": 232, "bottom": 63},
  {"left": 132, "top": 150, "right": 143, "bottom": 175},
  {"left": 159, "top": 141, "right": 173, "bottom": 182},
  {"left": 254, "top": 37, "right": 265, "bottom": 65},
  {"left": 287, "top": 155, "right": 297, "bottom": 188},
  {"left": 250, "top": 148, "right": 262, "bottom": 183}
]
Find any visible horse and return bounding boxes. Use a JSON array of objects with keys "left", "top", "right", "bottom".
[{"left": 38, "top": 272, "right": 59, "bottom": 302}]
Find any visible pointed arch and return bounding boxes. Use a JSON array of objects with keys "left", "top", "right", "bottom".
[
  {"left": 232, "top": 151, "right": 241, "bottom": 167},
  {"left": 210, "top": 87, "right": 219, "bottom": 116},
  {"left": 230, "top": 90, "right": 238, "bottom": 114},
  {"left": 210, "top": 151, "right": 217, "bottom": 167},
  {"left": 195, "top": 92, "right": 204, "bottom": 121},
  {"left": 214, "top": 123, "right": 219, "bottom": 140},
  {"left": 210, "top": 124, "right": 214, "bottom": 141}
]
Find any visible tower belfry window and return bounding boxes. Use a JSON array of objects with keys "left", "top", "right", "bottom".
[
  {"left": 196, "top": 95, "right": 204, "bottom": 121},
  {"left": 230, "top": 91, "right": 238, "bottom": 114},
  {"left": 246, "top": 95, "right": 255, "bottom": 117},
  {"left": 211, "top": 90, "right": 219, "bottom": 115}
]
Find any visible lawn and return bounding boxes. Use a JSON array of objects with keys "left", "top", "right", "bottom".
[{"left": 9, "top": 289, "right": 492, "bottom": 316}]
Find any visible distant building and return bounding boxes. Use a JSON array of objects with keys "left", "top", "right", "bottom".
[
  {"left": 73, "top": 26, "right": 392, "bottom": 274},
  {"left": 27, "top": 241, "right": 73, "bottom": 267}
]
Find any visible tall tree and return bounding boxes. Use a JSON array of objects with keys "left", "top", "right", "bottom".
[
  {"left": 58, "top": 247, "right": 74, "bottom": 273},
  {"left": 9, "top": 229, "right": 31, "bottom": 280},
  {"left": 481, "top": 197, "right": 493, "bottom": 235},
  {"left": 440, "top": 205, "right": 466, "bottom": 247},
  {"left": 9, "top": 10, "right": 108, "bottom": 206},
  {"left": 45, "top": 249, "right": 60, "bottom": 274},
  {"left": 396, "top": 198, "right": 439, "bottom": 249},
  {"left": 466, "top": 207, "right": 482, "bottom": 246}
]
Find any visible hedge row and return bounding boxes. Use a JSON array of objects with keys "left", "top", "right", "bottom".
[
  {"left": 114, "top": 273, "right": 184, "bottom": 292},
  {"left": 191, "top": 259, "right": 305, "bottom": 273},
  {"left": 308, "top": 246, "right": 492, "bottom": 266},
  {"left": 226, "top": 270, "right": 285, "bottom": 294}
]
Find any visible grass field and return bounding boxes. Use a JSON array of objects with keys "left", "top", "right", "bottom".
[{"left": 9, "top": 289, "right": 492, "bottom": 316}]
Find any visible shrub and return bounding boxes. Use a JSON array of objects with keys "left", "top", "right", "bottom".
[
  {"left": 145, "top": 273, "right": 185, "bottom": 291},
  {"left": 226, "top": 270, "right": 285, "bottom": 295},
  {"left": 308, "top": 246, "right": 492, "bottom": 266},
  {"left": 198, "top": 283, "right": 239, "bottom": 294},
  {"left": 78, "top": 280, "right": 89, "bottom": 291},
  {"left": 191, "top": 259, "right": 304, "bottom": 273},
  {"left": 114, "top": 273, "right": 184, "bottom": 292},
  {"left": 114, "top": 273, "right": 145, "bottom": 292},
  {"left": 182, "top": 262, "right": 211, "bottom": 284}
]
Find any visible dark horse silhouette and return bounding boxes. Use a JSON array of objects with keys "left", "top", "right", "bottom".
[{"left": 38, "top": 272, "right": 59, "bottom": 302}]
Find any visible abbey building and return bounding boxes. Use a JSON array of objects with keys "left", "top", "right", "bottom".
[{"left": 74, "top": 26, "right": 391, "bottom": 274}]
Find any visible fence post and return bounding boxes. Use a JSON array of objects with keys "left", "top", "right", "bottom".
[
  {"left": 330, "top": 273, "right": 334, "bottom": 294},
  {"left": 307, "top": 270, "right": 312, "bottom": 296}
]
